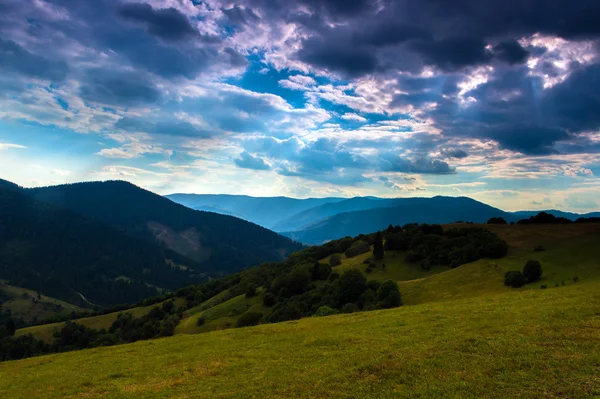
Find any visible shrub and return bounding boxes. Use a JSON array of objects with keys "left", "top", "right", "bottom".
[
  {"left": 367, "top": 280, "right": 381, "bottom": 291},
  {"left": 365, "top": 267, "right": 372, "bottom": 274},
  {"left": 345, "top": 240, "right": 371, "bottom": 258},
  {"left": 373, "top": 231, "right": 384, "bottom": 260},
  {"left": 245, "top": 286, "right": 257, "bottom": 298},
  {"left": 504, "top": 271, "right": 526, "bottom": 288},
  {"left": 573, "top": 276, "right": 580, "bottom": 283},
  {"left": 329, "top": 271, "right": 340, "bottom": 281},
  {"left": 337, "top": 269, "right": 367, "bottom": 305},
  {"left": 313, "top": 306, "right": 338, "bottom": 317},
  {"left": 377, "top": 280, "right": 402, "bottom": 309},
  {"left": 533, "top": 245, "right": 545, "bottom": 252},
  {"left": 329, "top": 254, "right": 342, "bottom": 266},
  {"left": 380, "top": 290, "right": 402, "bottom": 309},
  {"left": 196, "top": 316, "right": 205, "bottom": 327},
  {"left": 540, "top": 285, "right": 547, "bottom": 289},
  {"left": 342, "top": 303, "right": 359, "bottom": 313},
  {"left": 311, "top": 262, "right": 332, "bottom": 281},
  {"left": 377, "top": 280, "right": 399, "bottom": 301},
  {"left": 263, "top": 293, "right": 276, "bottom": 307},
  {"left": 523, "top": 260, "right": 543, "bottom": 283},
  {"left": 487, "top": 217, "right": 507, "bottom": 224},
  {"left": 236, "top": 311, "right": 263, "bottom": 328}
]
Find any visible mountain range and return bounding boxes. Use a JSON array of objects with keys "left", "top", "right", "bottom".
[{"left": 167, "top": 193, "right": 600, "bottom": 244}]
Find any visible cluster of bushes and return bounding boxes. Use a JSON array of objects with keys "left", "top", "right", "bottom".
[
  {"left": 385, "top": 224, "right": 508, "bottom": 269},
  {"left": 504, "top": 260, "right": 543, "bottom": 288},
  {"left": 0, "top": 300, "right": 182, "bottom": 361},
  {"left": 264, "top": 268, "right": 402, "bottom": 324},
  {"left": 516, "top": 212, "right": 600, "bottom": 225}
]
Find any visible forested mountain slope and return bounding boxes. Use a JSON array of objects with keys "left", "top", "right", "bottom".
[
  {"left": 28, "top": 181, "right": 304, "bottom": 275},
  {"left": 0, "top": 186, "right": 199, "bottom": 307}
]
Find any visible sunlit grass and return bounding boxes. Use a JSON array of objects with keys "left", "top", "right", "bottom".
[{"left": 2, "top": 279, "right": 600, "bottom": 398}]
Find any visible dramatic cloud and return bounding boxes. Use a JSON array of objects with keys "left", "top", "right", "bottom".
[{"left": 0, "top": 0, "right": 598, "bottom": 212}]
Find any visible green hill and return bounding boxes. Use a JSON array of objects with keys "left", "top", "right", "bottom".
[{"left": 2, "top": 277, "right": 599, "bottom": 398}]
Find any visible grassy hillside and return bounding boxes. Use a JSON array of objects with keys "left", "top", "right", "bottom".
[
  {"left": 15, "top": 299, "right": 186, "bottom": 343},
  {"left": 16, "top": 223, "right": 600, "bottom": 341},
  {"left": 2, "top": 278, "right": 600, "bottom": 398},
  {"left": 0, "top": 283, "right": 83, "bottom": 325}
]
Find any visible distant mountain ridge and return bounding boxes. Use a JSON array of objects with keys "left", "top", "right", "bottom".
[
  {"left": 281, "top": 196, "right": 516, "bottom": 244},
  {"left": 167, "top": 193, "right": 600, "bottom": 244},
  {"left": 165, "top": 193, "right": 345, "bottom": 229}
]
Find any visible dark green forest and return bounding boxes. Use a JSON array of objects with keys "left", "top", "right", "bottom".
[
  {"left": 0, "top": 186, "right": 200, "bottom": 307},
  {"left": 28, "top": 181, "right": 303, "bottom": 274}
]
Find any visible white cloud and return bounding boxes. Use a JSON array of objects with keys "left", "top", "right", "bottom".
[
  {"left": 0, "top": 143, "right": 26, "bottom": 150},
  {"left": 341, "top": 113, "right": 367, "bottom": 122}
]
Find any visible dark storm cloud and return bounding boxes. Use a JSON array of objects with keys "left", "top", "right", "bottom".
[
  {"left": 222, "top": 6, "right": 260, "bottom": 27},
  {"left": 0, "top": 0, "right": 236, "bottom": 91},
  {"left": 0, "top": 39, "right": 68, "bottom": 81},
  {"left": 234, "top": 152, "right": 271, "bottom": 170},
  {"left": 118, "top": 3, "right": 198, "bottom": 41},
  {"left": 80, "top": 70, "right": 162, "bottom": 106},
  {"left": 296, "top": 37, "right": 379, "bottom": 77},
  {"left": 411, "top": 38, "right": 492, "bottom": 72},
  {"left": 441, "top": 148, "right": 469, "bottom": 159},
  {"left": 492, "top": 40, "right": 530, "bottom": 65},
  {"left": 542, "top": 64, "right": 600, "bottom": 132},
  {"left": 243, "top": 0, "right": 600, "bottom": 77},
  {"left": 380, "top": 156, "right": 456, "bottom": 175}
]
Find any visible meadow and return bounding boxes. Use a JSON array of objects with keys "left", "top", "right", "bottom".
[{"left": 1, "top": 277, "right": 599, "bottom": 398}]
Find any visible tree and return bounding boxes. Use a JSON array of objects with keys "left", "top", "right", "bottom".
[
  {"left": 236, "top": 312, "right": 262, "bottom": 328},
  {"left": 4, "top": 319, "right": 16, "bottom": 336},
  {"left": 504, "top": 271, "right": 526, "bottom": 288},
  {"left": 487, "top": 217, "right": 507, "bottom": 224},
  {"left": 245, "top": 286, "right": 257, "bottom": 298},
  {"left": 263, "top": 293, "right": 276, "bottom": 307},
  {"left": 345, "top": 240, "right": 370, "bottom": 258},
  {"left": 337, "top": 269, "right": 367, "bottom": 306},
  {"left": 373, "top": 231, "right": 384, "bottom": 260},
  {"left": 312, "top": 262, "right": 332, "bottom": 281},
  {"left": 523, "top": 260, "right": 543, "bottom": 283},
  {"left": 377, "top": 280, "right": 402, "bottom": 308},
  {"left": 314, "top": 306, "right": 338, "bottom": 317},
  {"left": 386, "top": 224, "right": 394, "bottom": 236},
  {"left": 329, "top": 254, "right": 342, "bottom": 266}
]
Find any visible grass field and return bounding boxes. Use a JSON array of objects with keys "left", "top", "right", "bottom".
[{"left": 2, "top": 277, "right": 600, "bottom": 398}]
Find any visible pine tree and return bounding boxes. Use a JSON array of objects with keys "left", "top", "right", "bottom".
[{"left": 373, "top": 231, "right": 384, "bottom": 260}]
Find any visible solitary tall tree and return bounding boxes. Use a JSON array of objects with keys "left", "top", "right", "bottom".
[{"left": 373, "top": 231, "right": 384, "bottom": 260}]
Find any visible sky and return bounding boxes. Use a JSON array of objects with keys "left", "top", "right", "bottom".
[{"left": 0, "top": 0, "right": 599, "bottom": 212}]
